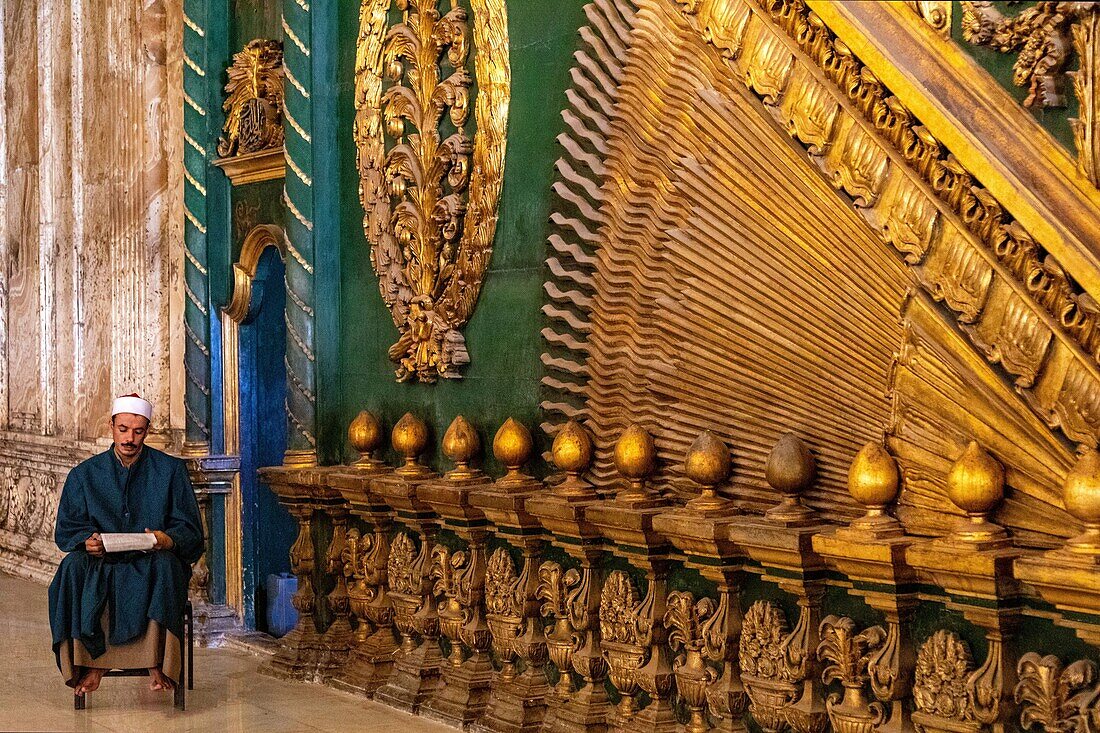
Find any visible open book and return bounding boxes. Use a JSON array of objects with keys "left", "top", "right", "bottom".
[{"left": 100, "top": 532, "right": 157, "bottom": 553}]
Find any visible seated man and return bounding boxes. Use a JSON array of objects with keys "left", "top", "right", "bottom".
[{"left": 48, "top": 394, "right": 204, "bottom": 695}]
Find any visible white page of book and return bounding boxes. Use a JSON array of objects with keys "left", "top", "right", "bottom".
[{"left": 99, "top": 532, "right": 157, "bottom": 553}]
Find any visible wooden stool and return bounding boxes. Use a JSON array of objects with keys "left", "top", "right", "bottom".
[{"left": 74, "top": 600, "right": 194, "bottom": 711}]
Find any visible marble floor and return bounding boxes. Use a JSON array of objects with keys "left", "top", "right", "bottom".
[{"left": 0, "top": 573, "right": 452, "bottom": 733}]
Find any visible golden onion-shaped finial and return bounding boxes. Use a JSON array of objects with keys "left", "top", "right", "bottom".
[
  {"left": 765, "top": 433, "right": 816, "bottom": 523},
  {"left": 348, "top": 410, "right": 385, "bottom": 471},
  {"left": 552, "top": 420, "right": 595, "bottom": 497},
  {"left": 493, "top": 418, "right": 533, "bottom": 486},
  {"left": 443, "top": 415, "right": 481, "bottom": 481},
  {"left": 1064, "top": 449, "right": 1100, "bottom": 554},
  {"left": 392, "top": 412, "right": 429, "bottom": 476},
  {"left": 684, "top": 430, "right": 732, "bottom": 514},
  {"left": 848, "top": 442, "right": 899, "bottom": 510},
  {"left": 946, "top": 441, "right": 1004, "bottom": 518},
  {"left": 613, "top": 424, "right": 657, "bottom": 503}
]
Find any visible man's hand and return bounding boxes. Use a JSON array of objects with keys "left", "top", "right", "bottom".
[
  {"left": 145, "top": 528, "right": 174, "bottom": 551},
  {"left": 85, "top": 533, "right": 105, "bottom": 557}
]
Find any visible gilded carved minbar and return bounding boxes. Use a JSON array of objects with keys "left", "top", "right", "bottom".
[{"left": 251, "top": 405, "right": 1100, "bottom": 733}]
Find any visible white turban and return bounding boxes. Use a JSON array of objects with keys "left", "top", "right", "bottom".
[{"left": 112, "top": 393, "right": 153, "bottom": 421}]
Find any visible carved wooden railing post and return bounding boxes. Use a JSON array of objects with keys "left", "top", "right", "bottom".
[
  {"left": 329, "top": 410, "right": 397, "bottom": 695},
  {"left": 260, "top": 468, "right": 325, "bottom": 681},
  {"left": 471, "top": 418, "right": 550, "bottom": 733},
  {"left": 185, "top": 455, "right": 238, "bottom": 644},
  {"left": 317, "top": 488, "right": 353, "bottom": 678},
  {"left": 814, "top": 442, "right": 918, "bottom": 733},
  {"left": 588, "top": 424, "right": 676, "bottom": 732},
  {"left": 728, "top": 434, "right": 829, "bottom": 733},
  {"left": 654, "top": 430, "right": 750, "bottom": 733},
  {"left": 906, "top": 442, "right": 1022, "bottom": 733},
  {"left": 528, "top": 421, "right": 612, "bottom": 732},
  {"left": 372, "top": 413, "right": 444, "bottom": 713},
  {"left": 419, "top": 416, "right": 495, "bottom": 727}
]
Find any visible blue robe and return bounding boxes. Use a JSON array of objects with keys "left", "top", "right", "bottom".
[{"left": 48, "top": 446, "right": 204, "bottom": 666}]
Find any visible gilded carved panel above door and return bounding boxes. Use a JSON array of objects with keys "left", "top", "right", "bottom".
[{"left": 354, "top": 0, "right": 510, "bottom": 383}]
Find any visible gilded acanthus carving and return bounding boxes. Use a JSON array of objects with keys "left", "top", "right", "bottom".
[
  {"left": 354, "top": 0, "right": 510, "bottom": 383},
  {"left": 961, "top": 2, "right": 1078, "bottom": 109},
  {"left": 961, "top": 1, "right": 1100, "bottom": 184},
  {"left": 817, "top": 616, "right": 888, "bottom": 733},
  {"left": 217, "top": 39, "right": 285, "bottom": 157},
  {"left": 430, "top": 543, "right": 489, "bottom": 665},
  {"left": 1015, "top": 653, "right": 1100, "bottom": 733}
]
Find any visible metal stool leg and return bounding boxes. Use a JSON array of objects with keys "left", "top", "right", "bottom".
[
  {"left": 187, "top": 602, "right": 194, "bottom": 691},
  {"left": 74, "top": 692, "right": 86, "bottom": 710}
]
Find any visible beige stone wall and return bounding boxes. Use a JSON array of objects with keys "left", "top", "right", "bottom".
[{"left": 0, "top": 0, "right": 185, "bottom": 582}]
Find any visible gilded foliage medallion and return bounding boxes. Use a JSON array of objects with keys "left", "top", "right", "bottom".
[{"left": 354, "top": 0, "right": 510, "bottom": 383}]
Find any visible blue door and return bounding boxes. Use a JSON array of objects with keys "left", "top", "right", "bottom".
[{"left": 237, "top": 246, "right": 297, "bottom": 631}]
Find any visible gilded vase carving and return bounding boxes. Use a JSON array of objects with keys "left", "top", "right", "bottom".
[
  {"left": 666, "top": 591, "right": 721, "bottom": 733},
  {"left": 354, "top": 0, "right": 510, "bottom": 382},
  {"left": 537, "top": 561, "right": 587, "bottom": 699},
  {"left": 912, "top": 630, "right": 988, "bottom": 733},
  {"left": 817, "top": 616, "right": 888, "bottom": 733},
  {"left": 1015, "top": 653, "right": 1100, "bottom": 733}
]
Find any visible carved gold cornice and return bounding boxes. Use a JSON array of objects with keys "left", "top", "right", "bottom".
[
  {"left": 354, "top": 0, "right": 510, "bottom": 383},
  {"left": 807, "top": 1, "right": 1100, "bottom": 290},
  {"left": 679, "top": 0, "right": 1100, "bottom": 450},
  {"left": 212, "top": 147, "right": 286, "bottom": 186}
]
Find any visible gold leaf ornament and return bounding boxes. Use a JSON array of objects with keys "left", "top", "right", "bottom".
[
  {"left": 218, "top": 39, "right": 285, "bottom": 157},
  {"left": 355, "top": 0, "right": 510, "bottom": 383}
]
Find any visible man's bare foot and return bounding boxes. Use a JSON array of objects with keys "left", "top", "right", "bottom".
[
  {"left": 75, "top": 668, "right": 106, "bottom": 694},
  {"left": 148, "top": 666, "right": 175, "bottom": 691}
]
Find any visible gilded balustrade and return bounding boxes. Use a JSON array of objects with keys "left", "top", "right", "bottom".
[{"left": 256, "top": 413, "right": 1100, "bottom": 733}]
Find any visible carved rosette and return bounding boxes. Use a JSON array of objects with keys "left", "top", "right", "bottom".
[
  {"left": 600, "top": 570, "right": 648, "bottom": 720},
  {"left": 484, "top": 547, "right": 524, "bottom": 678},
  {"left": 217, "top": 39, "right": 285, "bottom": 157},
  {"left": 739, "top": 601, "right": 817, "bottom": 733},
  {"left": 387, "top": 531, "right": 433, "bottom": 651},
  {"left": 354, "top": 0, "right": 510, "bottom": 383},
  {"left": 912, "top": 630, "right": 981, "bottom": 733}
]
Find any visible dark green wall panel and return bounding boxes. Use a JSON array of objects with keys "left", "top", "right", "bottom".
[{"left": 330, "top": 0, "right": 591, "bottom": 472}]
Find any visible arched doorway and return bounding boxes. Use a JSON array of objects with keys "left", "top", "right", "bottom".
[{"left": 222, "top": 225, "right": 298, "bottom": 631}]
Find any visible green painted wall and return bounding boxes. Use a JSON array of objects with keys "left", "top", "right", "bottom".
[
  {"left": 328, "top": 0, "right": 592, "bottom": 471},
  {"left": 230, "top": 0, "right": 281, "bottom": 51},
  {"left": 951, "top": 0, "right": 1076, "bottom": 152}
]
